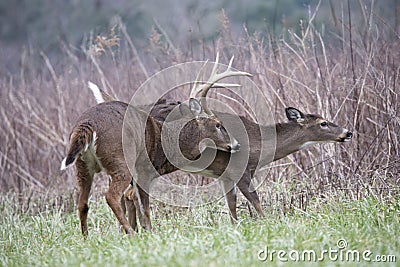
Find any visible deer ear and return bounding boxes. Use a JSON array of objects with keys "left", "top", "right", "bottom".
[
  {"left": 285, "top": 107, "right": 305, "bottom": 123},
  {"left": 189, "top": 98, "right": 203, "bottom": 116}
]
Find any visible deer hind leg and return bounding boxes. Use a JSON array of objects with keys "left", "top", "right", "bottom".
[
  {"left": 75, "top": 158, "right": 94, "bottom": 237},
  {"left": 105, "top": 168, "right": 133, "bottom": 235},
  {"left": 220, "top": 179, "right": 238, "bottom": 223},
  {"left": 236, "top": 171, "right": 265, "bottom": 218},
  {"left": 124, "top": 185, "right": 138, "bottom": 232}
]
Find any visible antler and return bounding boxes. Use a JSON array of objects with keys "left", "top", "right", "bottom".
[{"left": 189, "top": 52, "right": 253, "bottom": 116}]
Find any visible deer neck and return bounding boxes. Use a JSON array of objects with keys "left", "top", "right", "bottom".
[
  {"left": 259, "top": 122, "right": 311, "bottom": 164},
  {"left": 158, "top": 119, "right": 202, "bottom": 162},
  {"left": 273, "top": 122, "right": 311, "bottom": 161},
  {"left": 145, "top": 117, "right": 165, "bottom": 170},
  {"left": 179, "top": 120, "right": 202, "bottom": 159}
]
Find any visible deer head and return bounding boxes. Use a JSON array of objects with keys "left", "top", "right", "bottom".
[
  {"left": 285, "top": 107, "right": 353, "bottom": 146},
  {"left": 171, "top": 98, "right": 240, "bottom": 155},
  {"left": 184, "top": 53, "right": 252, "bottom": 152}
]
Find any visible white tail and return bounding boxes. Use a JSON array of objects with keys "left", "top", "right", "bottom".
[
  {"left": 87, "top": 81, "right": 105, "bottom": 103},
  {"left": 60, "top": 158, "right": 68, "bottom": 170}
]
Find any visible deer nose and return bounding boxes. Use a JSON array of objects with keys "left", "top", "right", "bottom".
[
  {"left": 227, "top": 142, "right": 240, "bottom": 153},
  {"left": 346, "top": 131, "right": 353, "bottom": 138},
  {"left": 234, "top": 143, "right": 241, "bottom": 151}
]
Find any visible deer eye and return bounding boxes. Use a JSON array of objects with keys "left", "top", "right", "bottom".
[
  {"left": 320, "top": 121, "right": 328, "bottom": 127},
  {"left": 215, "top": 123, "right": 221, "bottom": 129}
]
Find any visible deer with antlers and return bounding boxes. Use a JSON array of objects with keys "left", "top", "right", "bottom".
[
  {"left": 61, "top": 57, "right": 251, "bottom": 235},
  {"left": 89, "top": 54, "right": 353, "bottom": 227}
]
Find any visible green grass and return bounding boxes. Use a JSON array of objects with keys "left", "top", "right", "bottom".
[{"left": 0, "top": 194, "right": 399, "bottom": 267}]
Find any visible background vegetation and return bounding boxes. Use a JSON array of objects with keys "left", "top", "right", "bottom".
[
  {"left": 1, "top": 0, "right": 399, "bottom": 74},
  {"left": 0, "top": 0, "right": 399, "bottom": 266}
]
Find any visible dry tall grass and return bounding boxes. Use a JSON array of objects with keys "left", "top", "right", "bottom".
[{"left": 0, "top": 9, "right": 398, "bottom": 215}]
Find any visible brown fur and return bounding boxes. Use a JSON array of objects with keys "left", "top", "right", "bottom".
[{"left": 62, "top": 100, "right": 236, "bottom": 235}]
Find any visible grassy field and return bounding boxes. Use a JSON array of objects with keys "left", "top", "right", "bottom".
[{"left": 0, "top": 193, "right": 398, "bottom": 266}]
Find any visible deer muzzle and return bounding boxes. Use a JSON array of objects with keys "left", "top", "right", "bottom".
[
  {"left": 339, "top": 129, "right": 353, "bottom": 142},
  {"left": 227, "top": 139, "right": 241, "bottom": 153}
]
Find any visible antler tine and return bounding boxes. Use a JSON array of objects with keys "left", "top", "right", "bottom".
[
  {"left": 210, "top": 52, "right": 220, "bottom": 78},
  {"left": 227, "top": 55, "right": 234, "bottom": 70},
  {"left": 189, "top": 53, "right": 221, "bottom": 99},
  {"left": 199, "top": 56, "right": 252, "bottom": 99},
  {"left": 189, "top": 53, "right": 252, "bottom": 116},
  {"left": 199, "top": 55, "right": 252, "bottom": 116},
  {"left": 189, "top": 59, "right": 209, "bottom": 98}
]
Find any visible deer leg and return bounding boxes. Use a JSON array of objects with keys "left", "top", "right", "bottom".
[
  {"left": 220, "top": 179, "right": 238, "bottom": 223},
  {"left": 126, "top": 197, "right": 138, "bottom": 232},
  {"left": 105, "top": 169, "right": 133, "bottom": 235},
  {"left": 226, "top": 187, "right": 238, "bottom": 223},
  {"left": 118, "top": 195, "right": 128, "bottom": 233},
  {"left": 124, "top": 185, "right": 138, "bottom": 232},
  {"left": 236, "top": 171, "right": 265, "bottom": 218},
  {"left": 134, "top": 180, "right": 152, "bottom": 231},
  {"left": 75, "top": 158, "right": 94, "bottom": 237},
  {"left": 121, "top": 195, "right": 127, "bottom": 215}
]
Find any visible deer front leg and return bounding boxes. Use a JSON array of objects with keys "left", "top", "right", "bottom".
[
  {"left": 220, "top": 179, "right": 238, "bottom": 223},
  {"left": 124, "top": 185, "right": 138, "bottom": 232},
  {"left": 133, "top": 177, "right": 152, "bottom": 231},
  {"left": 236, "top": 170, "right": 265, "bottom": 218}
]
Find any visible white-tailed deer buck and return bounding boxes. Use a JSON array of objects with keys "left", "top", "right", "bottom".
[
  {"left": 90, "top": 79, "right": 353, "bottom": 227},
  {"left": 61, "top": 57, "right": 251, "bottom": 235}
]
